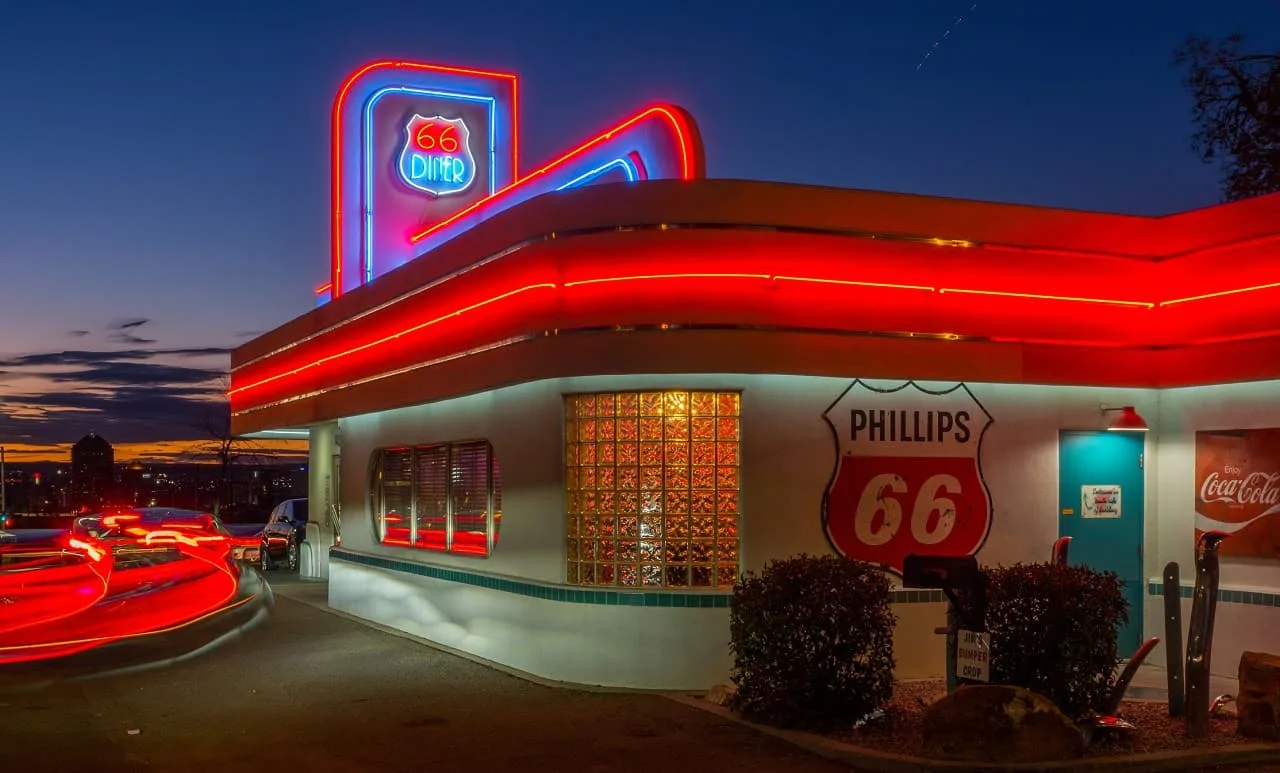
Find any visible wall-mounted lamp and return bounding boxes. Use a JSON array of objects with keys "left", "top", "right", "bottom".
[{"left": 1102, "top": 405, "right": 1149, "bottom": 432}]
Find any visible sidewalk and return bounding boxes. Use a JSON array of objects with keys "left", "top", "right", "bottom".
[{"left": 271, "top": 576, "right": 1243, "bottom": 704}]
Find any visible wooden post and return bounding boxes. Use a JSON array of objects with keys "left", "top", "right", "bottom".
[{"left": 1163, "top": 561, "right": 1185, "bottom": 718}]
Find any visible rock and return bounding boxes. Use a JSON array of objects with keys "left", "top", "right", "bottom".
[
  {"left": 1238, "top": 651, "right": 1280, "bottom": 740},
  {"left": 705, "top": 683, "right": 737, "bottom": 707},
  {"left": 922, "top": 685, "right": 1084, "bottom": 763}
]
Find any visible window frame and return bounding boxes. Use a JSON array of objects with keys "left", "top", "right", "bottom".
[{"left": 369, "top": 439, "right": 499, "bottom": 557}]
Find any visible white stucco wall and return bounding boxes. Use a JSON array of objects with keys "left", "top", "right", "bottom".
[
  {"left": 329, "top": 373, "right": 1280, "bottom": 688},
  {"left": 1145, "top": 379, "right": 1280, "bottom": 680}
]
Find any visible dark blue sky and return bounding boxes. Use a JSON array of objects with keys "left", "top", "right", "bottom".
[{"left": 0, "top": 0, "right": 1277, "bottom": 457}]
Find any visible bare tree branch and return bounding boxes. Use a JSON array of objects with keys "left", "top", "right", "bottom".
[
  {"left": 179, "top": 375, "right": 275, "bottom": 515},
  {"left": 1174, "top": 34, "right": 1280, "bottom": 201}
]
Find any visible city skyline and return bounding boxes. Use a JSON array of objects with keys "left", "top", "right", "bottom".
[{"left": 1, "top": 0, "right": 1277, "bottom": 462}]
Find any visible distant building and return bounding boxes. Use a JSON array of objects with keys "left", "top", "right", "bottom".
[{"left": 70, "top": 432, "right": 114, "bottom": 510}]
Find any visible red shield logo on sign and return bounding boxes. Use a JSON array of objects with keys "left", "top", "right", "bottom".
[{"left": 822, "top": 380, "right": 994, "bottom": 575}]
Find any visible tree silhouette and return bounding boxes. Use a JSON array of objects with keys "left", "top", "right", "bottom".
[
  {"left": 183, "top": 376, "right": 272, "bottom": 516},
  {"left": 1174, "top": 34, "right": 1280, "bottom": 201}
]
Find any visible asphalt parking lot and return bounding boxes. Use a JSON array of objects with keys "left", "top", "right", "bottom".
[{"left": 0, "top": 575, "right": 856, "bottom": 773}]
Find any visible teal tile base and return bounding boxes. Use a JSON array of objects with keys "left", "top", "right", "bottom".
[
  {"left": 331, "top": 549, "right": 948, "bottom": 607},
  {"left": 331, "top": 549, "right": 730, "bottom": 607},
  {"left": 1148, "top": 581, "right": 1280, "bottom": 608}
]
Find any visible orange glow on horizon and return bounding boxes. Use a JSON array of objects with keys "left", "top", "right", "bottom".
[{"left": 0, "top": 439, "right": 309, "bottom": 465}]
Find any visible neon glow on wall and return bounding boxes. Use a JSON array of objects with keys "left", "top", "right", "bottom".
[{"left": 327, "top": 61, "right": 704, "bottom": 302}]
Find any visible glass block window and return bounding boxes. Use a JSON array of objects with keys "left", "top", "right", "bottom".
[
  {"left": 565, "top": 390, "right": 741, "bottom": 588},
  {"left": 371, "top": 440, "right": 502, "bottom": 557}
]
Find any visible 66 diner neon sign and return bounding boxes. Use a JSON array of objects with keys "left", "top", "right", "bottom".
[
  {"left": 822, "top": 380, "right": 994, "bottom": 575},
  {"left": 397, "top": 114, "right": 476, "bottom": 197}
]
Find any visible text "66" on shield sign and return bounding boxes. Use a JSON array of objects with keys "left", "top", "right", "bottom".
[
  {"left": 856, "top": 470, "right": 960, "bottom": 546},
  {"left": 826, "top": 455, "right": 990, "bottom": 574}
]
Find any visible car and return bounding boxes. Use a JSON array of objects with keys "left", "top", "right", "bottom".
[
  {"left": 259, "top": 498, "right": 307, "bottom": 572},
  {"left": 80, "top": 507, "right": 261, "bottom": 565}
]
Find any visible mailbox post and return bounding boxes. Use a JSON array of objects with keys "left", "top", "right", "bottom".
[{"left": 903, "top": 554, "right": 988, "bottom": 693}]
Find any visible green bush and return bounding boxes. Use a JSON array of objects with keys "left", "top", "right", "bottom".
[
  {"left": 984, "top": 562, "right": 1128, "bottom": 719},
  {"left": 729, "top": 554, "right": 895, "bottom": 732}
]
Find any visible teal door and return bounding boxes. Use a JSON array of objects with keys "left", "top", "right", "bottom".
[{"left": 1058, "top": 431, "right": 1145, "bottom": 656}]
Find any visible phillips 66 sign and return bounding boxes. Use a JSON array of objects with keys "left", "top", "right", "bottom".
[{"left": 822, "top": 380, "right": 994, "bottom": 575}]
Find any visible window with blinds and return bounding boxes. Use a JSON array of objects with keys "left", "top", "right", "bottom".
[{"left": 371, "top": 440, "right": 501, "bottom": 557}]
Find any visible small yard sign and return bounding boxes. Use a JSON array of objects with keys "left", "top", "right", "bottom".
[{"left": 956, "top": 629, "right": 990, "bottom": 683}]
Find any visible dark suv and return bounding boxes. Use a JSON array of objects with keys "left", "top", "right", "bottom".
[{"left": 259, "top": 498, "right": 307, "bottom": 572}]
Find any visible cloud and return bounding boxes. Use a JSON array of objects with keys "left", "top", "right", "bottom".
[
  {"left": 111, "top": 317, "right": 151, "bottom": 330},
  {"left": 0, "top": 346, "right": 238, "bottom": 451},
  {"left": 0, "top": 347, "right": 230, "bottom": 368},
  {"left": 40, "top": 361, "right": 225, "bottom": 386},
  {"left": 109, "top": 331, "right": 159, "bottom": 344},
  {"left": 68, "top": 330, "right": 90, "bottom": 337}
]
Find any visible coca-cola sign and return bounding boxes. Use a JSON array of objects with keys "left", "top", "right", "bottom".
[{"left": 1195, "top": 429, "right": 1280, "bottom": 559}]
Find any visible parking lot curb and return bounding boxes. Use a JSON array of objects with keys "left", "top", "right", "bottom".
[{"left": 664, "top": 693, "right": 1280, "bottom": 772}]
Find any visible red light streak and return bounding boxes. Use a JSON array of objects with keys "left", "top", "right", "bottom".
[
  {"left": 331, "top": 61, "right": 519, "bottom": 299},
  {"left": 408, "top": 106, "right": 696, "bottom": 246},
  {"left": 0, "top": 518, "right": 246, "bottom": 664}
]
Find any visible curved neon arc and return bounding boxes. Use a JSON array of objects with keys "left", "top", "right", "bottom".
[
  {"left": 555, "top": 157, "right": 642, "bottom": 191},
  {"left": 238, "top": 270, "right": 1275, "bottom": 400},
  {"left": 331, "top": 61, "right": 520, "bottom": 299},
  {"left": 408, "top": 105, "right": 698, "bottom": 246}
]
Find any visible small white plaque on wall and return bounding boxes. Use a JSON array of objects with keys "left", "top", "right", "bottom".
[{"left": 1081, "top": 485, "right": 1121, "bottom": 519}]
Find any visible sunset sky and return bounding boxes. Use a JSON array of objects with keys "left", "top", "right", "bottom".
[{"left": 0, "top": 0, "right": 1276, "bottom": 463}]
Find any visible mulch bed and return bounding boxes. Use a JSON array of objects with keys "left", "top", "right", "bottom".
[{"left": 829, "top": 680, "right": 1247, "bottom": 759}]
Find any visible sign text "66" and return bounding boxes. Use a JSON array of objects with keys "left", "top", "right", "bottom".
[{"left": 854, "top": 473, "right": 961, "bottom": 546}]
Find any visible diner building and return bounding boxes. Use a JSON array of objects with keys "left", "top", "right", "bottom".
[{"left": 231, "top": 61, "right": 1280, "bottom": 689}]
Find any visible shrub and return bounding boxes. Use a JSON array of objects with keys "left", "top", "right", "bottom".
[
  {"left": 729, "top": 553, "right": 895, "bottom": 732},
  {"left": 984, "top": 562, "right": 1128, "bottom": 719}
]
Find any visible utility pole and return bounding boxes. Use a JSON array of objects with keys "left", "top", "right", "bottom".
[{"left": 1, "top": 445, "right": 7, "bottom": 516}]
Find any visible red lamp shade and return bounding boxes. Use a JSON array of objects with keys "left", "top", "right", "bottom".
[{"left": 1106, "top": 406, "right": 1149, "bottom": 432}]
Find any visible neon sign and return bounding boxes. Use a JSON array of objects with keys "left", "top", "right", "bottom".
[{"left": 398, "top": 114, "right": 476, "bottom": 197}]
